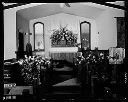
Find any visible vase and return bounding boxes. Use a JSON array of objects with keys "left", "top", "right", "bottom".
[{"left": 60, "top": 40, "right": 66, "bottom": 46}]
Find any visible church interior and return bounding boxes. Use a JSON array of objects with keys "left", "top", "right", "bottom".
[{"left": 3, "top": 2, "right": 127, "bottom": 101}]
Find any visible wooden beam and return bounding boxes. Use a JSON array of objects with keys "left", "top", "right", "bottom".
[
  {"left": 3, "top": 3, "right": 30, "bottom": 9},
  {"left": 92, "top": 1, "right": 126, "bottom": 10}
]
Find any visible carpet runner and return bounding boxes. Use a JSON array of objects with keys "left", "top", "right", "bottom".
[{"left": 53, "top": 78, "right": 80, "bottom": 87}]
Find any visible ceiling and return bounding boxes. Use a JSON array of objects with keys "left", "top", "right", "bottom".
[
  {"left": 14, "top": 1, "right": 124, "bottom": 21},
  {"left": 3, "top": 1, "right": 125, "bottom": 7},
  {"left": 106, "top": 1, "right": 125, "bottom": 7},
  {"left": 16, "top": 3, "right": 107, "bottom": 20}
]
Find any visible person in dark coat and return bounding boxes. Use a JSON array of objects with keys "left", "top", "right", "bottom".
[{"left": 26, "top": 42, "right": 32, "bottom": 57}]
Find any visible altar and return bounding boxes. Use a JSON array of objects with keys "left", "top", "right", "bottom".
[{"left": 49, "top": 47, "right": 78, "bottom": 63}]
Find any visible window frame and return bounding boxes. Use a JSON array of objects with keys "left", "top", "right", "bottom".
[
  {"left": 80, "top": 21, "right": 91, "bottom": 49},
  {"left": 33, "top": 22, "right": 45, "bottom": 51}
]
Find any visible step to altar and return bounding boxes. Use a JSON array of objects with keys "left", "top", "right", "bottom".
[{"left": 53, "top": 78, "right": 80, "bottom": 87}]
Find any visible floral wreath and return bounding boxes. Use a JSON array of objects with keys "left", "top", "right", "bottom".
[{"left": 50, "top": 25, "right": 77, "bottom": 46}]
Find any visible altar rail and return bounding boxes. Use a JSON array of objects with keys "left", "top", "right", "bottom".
[{"left": 49, "top": 52, "right": 78, "bottom": 63}]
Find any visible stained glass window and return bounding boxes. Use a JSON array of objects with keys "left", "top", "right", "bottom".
[{"left": 34, "top": 22, "right": 44, "bottom": 51}]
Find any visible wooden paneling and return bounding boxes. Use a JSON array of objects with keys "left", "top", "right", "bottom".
[{"left": 117, "top": 17, "right": 125, "bottom": 48}]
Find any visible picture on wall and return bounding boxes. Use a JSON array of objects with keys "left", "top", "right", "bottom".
[{"left": 109, "top": 47, "right": 125, "bottom": 64}]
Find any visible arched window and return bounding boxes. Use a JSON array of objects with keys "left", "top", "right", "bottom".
[
  {"left": 80, "top": 21, "right": 91, "bottom": 49},
  {"left": 33, "top": 22, "right": 44, "bottom": 51}
]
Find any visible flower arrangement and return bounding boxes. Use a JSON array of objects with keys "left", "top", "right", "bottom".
[
  {"left": 75, "top": 51, "right": 107, "bottom": 66},
  {"left": 50, "top": 25, "right": 77, "bottom": 47},
  {"left": 74, "top": 50, "right": 109, "bottom": 80},
  {"left": 18, "top": 55, "right": 51, "bottom": 85}
]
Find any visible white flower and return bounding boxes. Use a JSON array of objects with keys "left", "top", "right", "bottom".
[
  {"left": 79, "top": 61, "right": 81, "bottom": 64},
  {"left": 86, "top": 57, "right": 89, "bottom": 59},
  {"left": 100, "top": 53, "right": 104, "bottom": 56},
  {"left": 31, "top": 57, "right": 34, "bottom": 61},
  {"left": 29, "top": 56, "right": 31, "bottom": 59},
  {"left": 93, "top": 56, "right": 95, "bottom": 59},
  {"left": 24, "top": 55, "right": 27, "bottom": 58},
  {"left": 18, "top": 60, "right": 23, "bottom": 65}
]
